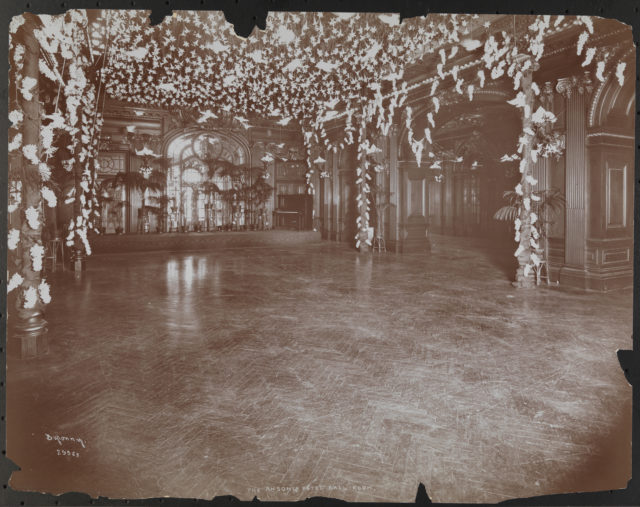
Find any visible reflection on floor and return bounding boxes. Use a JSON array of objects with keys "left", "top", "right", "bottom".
[{"left": 7, "top": 235, "right": 632, "bottom": 503}]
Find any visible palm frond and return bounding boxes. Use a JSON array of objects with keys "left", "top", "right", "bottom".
[
  {"left": 103, "top": 169, "right": 166, "bottom": 194},
  {"left": 534, "top": 188, "right": 566, "bottom": 217},
  {"left": 493, "top": 205, "right": 519, "bottom": 222}
]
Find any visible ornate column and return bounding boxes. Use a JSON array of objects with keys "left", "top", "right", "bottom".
[
  {"left": 331, "top": 148, "right": 339, "bottom": 241},
  {"left": 320, "top": 147, "right": 330, "bottom": 239},
  {"left": 355, "top": 115, "right": 371, "bottom": 252},
  {"left": 443, "top": 162, "right": 455, "bottom": 234},
  {"left": 530, "top": 82, "right": 554, "bottom": 277},
  {"left": 556, "top": 73, "right": 593, "bottom": 287},
  {"left": 512, "top": 67, "right": 539, "bottom": 288},
  {"left": 403, "top": 165, "right": 430, "bottom": 254},
  {"left": 531, "top": 82, "right": 554, "bottom": 192},
  {"left": 388, "top": 124, "right": 400, "bottom": 252},
  {"left": 13, "top": 22, "right": 49, "bottom": 357}
]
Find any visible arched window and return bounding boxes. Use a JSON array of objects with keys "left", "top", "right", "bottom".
[{"left": 165, "top": 132, "right": 248, "bottom": 232}]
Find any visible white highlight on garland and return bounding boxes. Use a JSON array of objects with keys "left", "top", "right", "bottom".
[
  {"left": 38, "top": 279, "right": 52, "bottom": 304},
  {"left": 41, "top": 186, "right": 57, "bottom": 207},
  {"left": 9, "top": 109, "right": 23, "bottom": 125},
  {"left": 20, "top": 76, "right": 37, "bottom": 100},
  {"left": 22, "top": 144, "right": 39, "bottom": 164},
  {"left": 7, "top": 273, "right": 24, "bottom": 293},
  {"left": 616, "top": 62, "right": 626, "bottom": 87},
  {"left": 25, "top": 206, "right": 40, "bottom": 229},
  {"left": 8, "top": 229, "right": 20, "bottom": 250},
  {"left": 9, "top": 133, "right": 22, "bottom": 152},
  {"left": 23, "top": 286, "right": 39, "bottom": 309}
]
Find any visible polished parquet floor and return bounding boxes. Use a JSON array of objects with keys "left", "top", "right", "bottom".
[{"left": 7, "top": 235, "right": 633, "bottom": 503}]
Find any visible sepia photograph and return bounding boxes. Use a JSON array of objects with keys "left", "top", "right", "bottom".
[{"left": 4, "top": 7, "right": 636, "bottom": 504}]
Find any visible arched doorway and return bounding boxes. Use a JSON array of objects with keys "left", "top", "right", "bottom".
[{"left": 165, "top": 131, "right": 249, "bottom": 232}]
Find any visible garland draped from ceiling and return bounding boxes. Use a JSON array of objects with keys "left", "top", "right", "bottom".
[{"left": 8, "top": 10, "right": 631, "bottom": 307}]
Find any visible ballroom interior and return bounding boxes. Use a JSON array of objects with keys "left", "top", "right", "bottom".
[
  {"left": 37, "top": 21, "right": 633, "bottom": 292},
  {"left": 5, "top": 11, "right": 635, "bottom": 505}
]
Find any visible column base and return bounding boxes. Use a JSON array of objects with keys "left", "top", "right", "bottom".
[
  {"left": 512, "top": 278, "right": 537, "bottom": 289},
  {"left": 71, "top": 249, "right": 86, "bottom": 278},
  {"left": 401, "top": 216, "right": 431, "bottom": 254},
  {"left": 11, "top": 309, "right": 49, "bottom": 359}
]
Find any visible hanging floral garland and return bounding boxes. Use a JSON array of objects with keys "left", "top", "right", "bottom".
[
  {"left": 8, "top": 10, "right": 109, "bottom": 310},
  {"left": 7, "top": 14, "right": 55, "bottom": 310},
  {"left": 8, "top": 10, "right": 632, "bottom": 299}
]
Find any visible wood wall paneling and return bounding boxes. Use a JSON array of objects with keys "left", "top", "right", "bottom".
[{"left": 606, "top": 163, "right": 626, "bottom": 229}]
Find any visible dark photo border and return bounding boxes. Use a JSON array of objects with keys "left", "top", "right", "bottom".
[{"left": 1, "top": 0, "right": 638, "bottom": 505}]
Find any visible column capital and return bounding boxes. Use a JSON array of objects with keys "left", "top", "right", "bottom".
[
  {"left": 389, "top": 124, "right": 400, "bottom": 137},
  {"left": 556, "top": 71, "right": 593, "bottom": 99}
]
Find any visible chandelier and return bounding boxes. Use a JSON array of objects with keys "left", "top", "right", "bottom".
[
  {"left": 135, "top": 146, "right": 161, "bottom": 179},
  {"left": 140, "top": 165, "right": 153, "bottom": 179}
]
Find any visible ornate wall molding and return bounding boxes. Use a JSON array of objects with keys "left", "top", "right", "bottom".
[
  {"left": 587, "top": 55, "right": 634, "bottom": 128},
  {"left": 124, "top": 132, "right": 163, "bottom": 152}
]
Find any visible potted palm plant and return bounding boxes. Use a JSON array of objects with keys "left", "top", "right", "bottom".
[
  {"left": 146, "top": 194, "right": 173, "bottom": 233},
  {"left": 103, "top": 167, "right": 166, "bottom": 234},
  {"left": 95, "top": 180, "right": 117, "bottom": 234},
  {"left": 494, "top": 187, "right": 566, "bottom": 285},
  {"left": 250, "top": 173, "right": 274, "bottom": 230}
]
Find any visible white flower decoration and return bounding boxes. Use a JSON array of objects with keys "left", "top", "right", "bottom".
[
  {"left": 8, "top": 229, "right": 20, "bottom": 250},
  {"left": 9, "top": 133, "right": 22, "bottom": 152},
  {"left": 616, "top": 62, "right": 626, "bottom": 87},
  {"left": 23, "top": 286, "right": 39, "bottom": 309},
  {"left": 576, "top": 31, "right": 589, "bottom": 56},
  {"left": 39, "top": 163, "right": 52, "bottom": 181},
  {"left": 7, "top": 273, "right": 24, "bottom": 293},
  {"left": 582, "top": 47, "right": 596, "bottom": 67},
  {"left": 523, "top": 263, "right": 533, "bottom": 277},
  {"left": 41, "top": 187, "right": 57, "bottom": 207},
  {"left": 20, "top": 76, "right": 38, "bottom": 101},
  {"left": 9, "top": 109, "right": 23, "bottom": 125},
  {"left": 596, "top": 61, "right": 606, "bottom": 82},
  {"left": 25, "top": 206, "right": 40, "bottom": 229},
  {"left": 30, "top": 244, "right": 45, "bottom": 272},
  {"left": 38, "top": 280, "right": 51, "bottom": 304},
  {"left": 22, "top": 144, "right": 39, "bottom": 164},
  {"left": 530, "top": 252, "right": 541, "bottom": 266},
  {"left": 9, "top": 15, "right": 25, "bottom": 34}
]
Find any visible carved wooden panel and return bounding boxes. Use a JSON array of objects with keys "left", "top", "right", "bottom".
[
  {"left": 428, "top": 182, "right": 441, "bottom": 228},
  {"left": 606, "top": 163, "right": 626, "bottom": 229},
  {"left": 409, "top": 178, "right": 423, "bottom": 217},
  {"left": 603, "top": 248, "right": 630, "bottom": 264}
]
